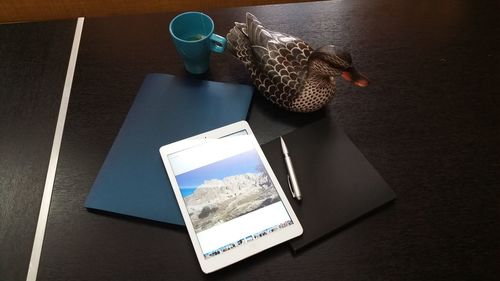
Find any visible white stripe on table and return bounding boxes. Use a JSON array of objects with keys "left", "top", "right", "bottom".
[{"left": 26, "top": 17, "right": 85, "bottom": 281}]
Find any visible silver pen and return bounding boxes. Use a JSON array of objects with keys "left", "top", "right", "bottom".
[{"left": 280, "top": 137, "right": 302, "bottom": 201}]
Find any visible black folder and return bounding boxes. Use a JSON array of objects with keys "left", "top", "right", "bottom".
[{"left": 261, "top": 118, "right": 396, "bottom": 251}]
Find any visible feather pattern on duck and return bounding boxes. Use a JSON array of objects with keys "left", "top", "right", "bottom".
[{"left": 227, "top": 13, "right": 368, "bottom": 112}]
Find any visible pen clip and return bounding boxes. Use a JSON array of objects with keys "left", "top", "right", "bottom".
[{"left": 287, "top": 175, "right": 296, "bottom": 198}]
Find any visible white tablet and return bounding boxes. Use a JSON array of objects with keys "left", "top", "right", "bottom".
[{"left": 159, "top": 121, "right": 303, "bottom": 273}]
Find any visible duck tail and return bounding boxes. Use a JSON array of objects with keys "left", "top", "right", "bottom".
[
  {"left": 245, "top": 12, "right": 274, "bottom": 50},
  {"left": 246, "top": 13, "right": 264, "bottom": 46},
  {"left": 226, "top": 21, "right": 250, "bottom": 57}
]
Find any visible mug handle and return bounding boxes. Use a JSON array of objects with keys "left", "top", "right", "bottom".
[{"left": 209, "top": 34, "right": 227, "bottom": 53}]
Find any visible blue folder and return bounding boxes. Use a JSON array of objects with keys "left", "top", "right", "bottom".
[{"left": 84, "top": 73, "right": 254, "bottom": 225}]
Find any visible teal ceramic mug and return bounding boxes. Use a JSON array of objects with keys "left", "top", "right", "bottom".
[{"left": 169, "top": 12, "right": 227, "bottom": 74}]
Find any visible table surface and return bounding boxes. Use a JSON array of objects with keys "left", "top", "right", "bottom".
[{"left": 1, "top": 0, "right": 499, "bottom": 280}]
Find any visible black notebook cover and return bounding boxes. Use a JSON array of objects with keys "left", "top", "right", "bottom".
[{"left": 261, "top": 118, "right": 396, "bottom": 251}]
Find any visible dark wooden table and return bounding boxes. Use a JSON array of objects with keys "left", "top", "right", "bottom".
[{"left": 1, "top": 0, "right": 499, "bottom": 280}]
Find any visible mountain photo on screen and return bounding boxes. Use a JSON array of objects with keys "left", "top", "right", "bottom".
[{"left": 176, "top": 149, "right": 280, "bottom": 233}]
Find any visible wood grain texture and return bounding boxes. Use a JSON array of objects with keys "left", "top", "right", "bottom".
[
  {"left": 0, "top": 0, "right": 313, "bottom": 23},
  {"left": 5, "top": 0, "right": 498, "bottom": 280},
  {"left": 0, "top": 20, "right": 76, "bottom": 281}
]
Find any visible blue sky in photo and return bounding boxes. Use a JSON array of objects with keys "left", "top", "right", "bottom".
[{"left": 175, "top": 149, "right": 262, "bottom": 197}]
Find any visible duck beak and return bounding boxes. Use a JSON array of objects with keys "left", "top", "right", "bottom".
[{"left": 341, "top": 67, "right": 369, "bottom": 87}]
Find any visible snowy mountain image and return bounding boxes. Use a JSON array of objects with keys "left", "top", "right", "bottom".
[{"left": 175, "top": 150, "right": 280, "bottom": 233}]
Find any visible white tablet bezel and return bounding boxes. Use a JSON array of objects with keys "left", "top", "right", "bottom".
[{"left": 159, "top": 121, "right": 302, "bottom": 273}]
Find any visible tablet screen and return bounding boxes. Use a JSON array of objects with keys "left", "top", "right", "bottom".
[{"left": 166, "top": 130, "right": 294, "bottom": 259}]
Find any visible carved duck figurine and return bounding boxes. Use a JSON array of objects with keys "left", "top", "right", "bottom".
[{"left": 227, "top": 13, "right": 369, "bottom": 112}]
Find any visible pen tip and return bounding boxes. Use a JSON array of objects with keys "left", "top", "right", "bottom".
[{"left": 280, "top": 137, "right": 286, "bottom": 150}]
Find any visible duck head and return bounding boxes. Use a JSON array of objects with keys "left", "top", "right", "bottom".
[{"left": 308, "top": 45, "right": 369, "bottom": 87}]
